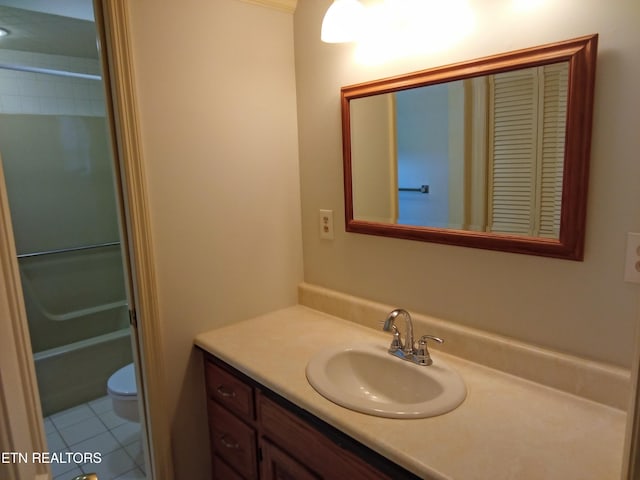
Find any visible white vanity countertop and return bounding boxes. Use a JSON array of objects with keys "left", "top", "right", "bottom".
[{"left": 194, "top": 305, "right": 626, "bottom": 480}]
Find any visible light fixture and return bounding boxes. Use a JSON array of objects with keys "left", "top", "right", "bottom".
[
  {"left": 321, "top": 0, "right": 365, "bottom": 44},
  {"left": 0, "top": 28, "right": 9, "bottom": 38}
]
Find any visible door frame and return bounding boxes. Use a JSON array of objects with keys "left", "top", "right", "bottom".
[
  {"left": 0, "top": 1, "right": 172, "bottom": 479},
  {"left": 0, "top": 155, "right": 48, "bottom": 480},
  {"left": 95, "top": 1, "right": 173, "bottom": 478},
  {"left": 623, "top": 299, "right": 640, "bottom": 478}
]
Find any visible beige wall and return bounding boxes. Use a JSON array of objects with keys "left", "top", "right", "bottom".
[
  {"left": 295, "top": 0, "right": 640, "bottom": 369},
  {"left": 126, "top": 1, "right": 302, "bottom": 478}
]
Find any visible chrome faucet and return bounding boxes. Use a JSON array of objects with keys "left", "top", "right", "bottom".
[
  {"left": 382, "top": 308, "right": 443, "bottom": 366},
  {"left": 382, "top": 308, "right": 414, "bottom": 356}
]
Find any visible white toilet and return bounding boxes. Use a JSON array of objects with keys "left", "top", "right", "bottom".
[{"left": 107, "top": 363, "right": 139, "bottom": 422}]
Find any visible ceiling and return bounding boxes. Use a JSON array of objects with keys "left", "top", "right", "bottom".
[
  {"left": 0, "top": 3, "right": 98, "bottom": 59},
  {"left": 0, "top": 0, "right": 94, "bottom": 20}
]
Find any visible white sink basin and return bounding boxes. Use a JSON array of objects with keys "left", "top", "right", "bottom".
[{"left": 305, "top": 343, "right": 466, "bottom": 418}]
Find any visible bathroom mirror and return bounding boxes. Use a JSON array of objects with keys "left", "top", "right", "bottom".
[{"left": 342, "top": 34, "right": 598, "bottom": 260}]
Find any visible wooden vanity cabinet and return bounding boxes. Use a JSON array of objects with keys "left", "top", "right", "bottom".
[{"left": 203, "top": 352, "right": 420, "bottom": 480}]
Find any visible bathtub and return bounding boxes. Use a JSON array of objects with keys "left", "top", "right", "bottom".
[
  {"left": 33, "top": 328, "right": 133, "bottom": 416},
  {"left": 19, "top": 244, "right": 133, "bottom": 415}
]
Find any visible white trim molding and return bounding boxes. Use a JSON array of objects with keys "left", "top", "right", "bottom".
[
  {"left": 96, "top": 1, "right": 174, "bottom": 479},
  {"left": 622, "top": 295, "right": 640, "bottom": 479},
  {"left": 0, "top": 156, "right": 49, "bottom": 480},
  {"left": 238, "top": 0, "right": 298, "bottom": 13}
]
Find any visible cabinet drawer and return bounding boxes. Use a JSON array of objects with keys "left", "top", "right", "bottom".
[
  {"left": 205, "top": 360, "right": 255, "bottom": 420},
  {"left": 258, "top": 393, "right": 391, "bottom": 480},
  {"left": 212, "top": 454, "right": 245, "bottom": 480},
  {"left": 209, "top": 400, "right": 258, "bottom": 479}
]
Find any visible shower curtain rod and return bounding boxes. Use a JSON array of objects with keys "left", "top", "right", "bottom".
[
  {"left": 0, "top": 62, "right": 101, "bottom": 80},
  {"left": 17, "top": 241, "right": 121, "bottom": 259}
]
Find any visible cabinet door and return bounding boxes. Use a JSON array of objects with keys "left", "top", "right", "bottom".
[
  {"left": 259, "top": 393, "right": 392, "bottom": 480},
  {"left": 260, "top": 439, "right": 320, "bottom": 480}
]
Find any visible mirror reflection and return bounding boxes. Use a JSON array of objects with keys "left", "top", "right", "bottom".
[
  {"left": 342, "top": 34, "right": 598, "bottom": 260},
  {"left": 351, "top": 63, "right": 568, "bottom": 239}
]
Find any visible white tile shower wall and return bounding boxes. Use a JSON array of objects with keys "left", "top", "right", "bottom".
[{"left": 0, "top": 49, "right": 105, "bottom": 116}]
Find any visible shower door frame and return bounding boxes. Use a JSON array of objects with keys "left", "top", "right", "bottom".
[{"left": 0, "top": 1, "right": 172, "bottom": 479}]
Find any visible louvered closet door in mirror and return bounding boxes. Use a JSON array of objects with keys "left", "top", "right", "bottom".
[{"left": 487, "top": 63, "right": 568, "bottom": 238}]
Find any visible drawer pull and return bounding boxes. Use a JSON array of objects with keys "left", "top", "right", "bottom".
[
  {"left": 216, "top": 385, "right": 237, "bottom": 398},
  {"left": 219, "top": 434, "right": 240, "bottom": 450}
]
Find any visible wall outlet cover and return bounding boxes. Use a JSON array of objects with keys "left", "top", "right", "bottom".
[
  {"left": 624, "top": 232, "right": 640, "bottom": 284},
  {"left": 319, "top": 209, "right": 334, "bottom": 240}
]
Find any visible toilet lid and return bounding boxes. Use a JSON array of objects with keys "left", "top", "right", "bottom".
[{"left": 108, "top": 363, "right": 137, "bottom": 397}]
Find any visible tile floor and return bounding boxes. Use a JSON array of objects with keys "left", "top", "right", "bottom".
[{"left": 44, "top": 396, "right": 146, "bottom": 480}]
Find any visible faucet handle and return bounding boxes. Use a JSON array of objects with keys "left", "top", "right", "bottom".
[{"left": 415, "top": 335, "right": 444, "bottom": 366}]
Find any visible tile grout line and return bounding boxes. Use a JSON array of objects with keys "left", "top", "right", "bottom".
[{"left": 45, "top": 396, "right": 146, "bottom": 480}]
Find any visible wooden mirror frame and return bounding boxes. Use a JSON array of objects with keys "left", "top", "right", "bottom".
[{"left": 342, "top": 34, "right": 598, "bottom": 260}]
